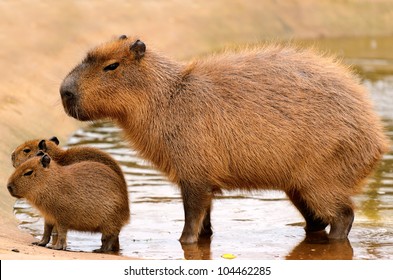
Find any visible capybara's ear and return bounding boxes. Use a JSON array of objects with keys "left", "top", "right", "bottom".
[
  {"left": 36, "top": 151, "right": 45, "bottom": 157},
  {"left": 38, "top": 140, "right": 47, "bottom": 151},
  {"left": 49, "top": 136, "right": 60, "bottom": 146},
  {"left": 40, "top": 154, "right": 51, "bottom": 168},
  {"left": 119, "top": 35, "right": 127, "bottom": 40},
  {"left": 130, "top": 40, "right": 146, "bottom": 60}
]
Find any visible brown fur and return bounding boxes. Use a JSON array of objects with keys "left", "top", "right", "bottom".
[
  {"left": 11, "top": 137, "right": 125, "bottom": 185},
  {"left": 60, "top": 35, "right": 389, "bottom": 244},
  {"left": 7, "top": 153, "right": 130, "bottom": 252}
]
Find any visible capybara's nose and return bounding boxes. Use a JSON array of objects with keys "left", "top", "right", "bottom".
[
  {"left": 60, "top": 76, "right": 78, "bottom": 102},
  {"left": 7, "top": 184, "right": 14, "bottom": 195},
  {"left": 60, "top": 87, "right": 76, "bottom": 101},
  {"left": 62, "top": 90, "right": 74, "bottom": 99}
]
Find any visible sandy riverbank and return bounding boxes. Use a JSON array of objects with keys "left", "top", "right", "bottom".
[{"left": 1, "top": 0, "right": 393, "bottom": 260}]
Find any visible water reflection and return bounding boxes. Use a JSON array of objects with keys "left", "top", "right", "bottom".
[
  {"left": 286, "top": 232, "right": 353, "bottom": 260},
  {"left": 14, "top": 37, "right": 393, "bottom": 259},
  {"left": 181, "top": 237, "right": 212, "bottom": 260},
  {"left": 180, "top": 232, "right": 355, "bottom": 260}
]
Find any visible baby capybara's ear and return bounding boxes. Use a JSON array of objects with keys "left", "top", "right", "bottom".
[
  {"left": 38, "top": 140, "right": 47, "bottom": 151},
  {"left": 130, "top": 40, "right": 146, "bottom": 60},
  {"left": 40, "top": 154, "right": 51, "bottom": 168},
  {"left": 49, "top": 136, "right": 60, "bottom": 146}
]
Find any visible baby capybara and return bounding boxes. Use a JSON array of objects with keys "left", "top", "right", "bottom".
[
  {"left": 60, "top": 35, "right": 389, "bottom": 244},
  {"left": 7, "top": 153, "right": 130, "bottom": 252},
  {"left": 11, "top": 136, "right": 125, "bottom": 183}
]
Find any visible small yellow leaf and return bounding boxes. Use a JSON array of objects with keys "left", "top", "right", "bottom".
[{"left": 221, "top": 253, "right": 236, "bottom": 259}]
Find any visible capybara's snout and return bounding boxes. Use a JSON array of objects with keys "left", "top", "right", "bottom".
[
  {"left": 7, "top": 183, "right": 19, "bottom": 198},
  {"left": 59, "top": 75, "right": 88, "bottom": 120},
  {"left": 60, "top": 76, "right": 78, "bottom": 106},
  {"left": 7, "top": 183, "right": 13, "bottom": 194}
]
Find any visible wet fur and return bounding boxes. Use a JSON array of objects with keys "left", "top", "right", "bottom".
[{"left": 60, "top": 36, "right": 389, "bottom": 243}]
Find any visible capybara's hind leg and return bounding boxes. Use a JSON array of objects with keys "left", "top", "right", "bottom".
[
  {"left": 329, "top": 203, "right": 354, "bottom": 240},
  {"left": 95, "top": 233, "right": 119, "bottom": 253},
  {"left": 33, "top": 221, "right": 53, "bottom": 247},
  {"left": 286, "top": 189, "right": 328, "bottom": 232},
  {"left": 179, "top": 181, "right": 213, "bottom": 244}
]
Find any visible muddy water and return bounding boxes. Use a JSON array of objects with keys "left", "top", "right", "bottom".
[{"left": 14, "top": 37, "right": 393, "bottom": 259}]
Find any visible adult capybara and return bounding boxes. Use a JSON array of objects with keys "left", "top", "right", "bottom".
[
  {"left": 7, "top": 152, "right": 130, "bottom": 252},
  {"left": 11, "top": 136, "right": 125, "bottom": 184},
  {"left": 60, "top": 35, "right": 389, "bottom": 244}
]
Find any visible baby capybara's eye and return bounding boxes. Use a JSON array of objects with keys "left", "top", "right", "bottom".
[
  {"left": 103, "top": 62, "right": 119, "bottom": 72},
  {"left": 23, "top": 148, "right": 31, "bottom": 154},
  {"left": 23, "top": 170, "right": 33, "bottom": 176}
]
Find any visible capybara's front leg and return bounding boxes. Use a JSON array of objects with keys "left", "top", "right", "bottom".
[
  {"left": 33, "top": 221, "right": 53, "bottom": 247},
  {"left": 51, "top": 224, "right": 67, "bottom": 250},
  {"left": 179, "top": 181, "right": 212, "bottom": 244},
  {"left": 200, "top": 206, "right": 213, "bottom": 238}
]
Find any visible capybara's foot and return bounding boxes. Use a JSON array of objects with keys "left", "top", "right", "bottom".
[
  {"left": 180, "top": 231, "right": 199, "bottom": 244},
  {"left": 32, "top": 239, "right": 49, "bottom": 247},
  {"left": 329, "top": 206, "right": 354, "bottom": 240},
  {"left": 199, "top": 226, "right": 213, "bottom": 238},
  {"left": 94, "top": 234, "right": 119, "bottom": 253},
  {"left": 93, "top": 247, "right": 118, "bottom": 253},
  {"left": 51, "top": 231, "right": 67, "bottom": 250},
  {"left": 51, "top": 242, "right": 67, "bottom": 250},
  {"left": 304, "top": 230, "right": 329, "bottom": 244}
]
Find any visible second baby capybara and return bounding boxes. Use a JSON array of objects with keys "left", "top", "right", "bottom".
[
  {"left": 7, "top": 153, "right": 130, "bottom": 252},
  {"left": 60, "top": 35, "right": 389, "bottom": 244},
  {"left": 11, "top": 136, "right": 125, "bottom": 184}
]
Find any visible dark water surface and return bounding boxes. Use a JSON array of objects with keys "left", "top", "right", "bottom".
[{"left": 14, "top": 37, "right": 393, "bottom": 259}]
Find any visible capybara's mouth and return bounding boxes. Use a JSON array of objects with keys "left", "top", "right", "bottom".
[{"left": 61, "top": 98, "right": 91, "bottom": 121}]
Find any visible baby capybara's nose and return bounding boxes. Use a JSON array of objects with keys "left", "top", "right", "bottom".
[{"left": 7, "top": 184, "right": 14, "bottom": 195}]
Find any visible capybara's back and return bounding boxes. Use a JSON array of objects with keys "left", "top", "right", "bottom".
[
  {"left": 60, "top": 36, "right": 389, "bottom": 244},
  {"left": 7, "top": 153, "right": 130, "bottom": 252}
]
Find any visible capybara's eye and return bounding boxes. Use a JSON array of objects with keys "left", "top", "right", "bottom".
[
  {"left": 23, "top": 148, "right": 31, "bottom": 154},
  {"left": 103, "top": 62, "right": 119, "bottom": 72},
  {"left": 23, "top": 170, "right": 33, "bottom": 176}
]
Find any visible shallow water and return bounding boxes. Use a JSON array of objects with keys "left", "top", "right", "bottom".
[{"left": 14, "top": 37, "right": 393, "bottom": 259}]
